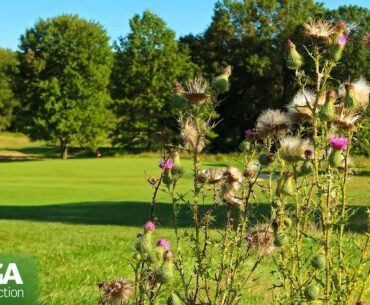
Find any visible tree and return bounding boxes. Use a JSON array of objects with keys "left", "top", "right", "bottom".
[
  {"left": 15, "top": 15, "right": 113, "bottom": 159},
  {"left": 0, "top": 48, "right": 18, "bottom": 130},
  {"left": 110, "top": 11, "right": 195, "bottom": 150}
]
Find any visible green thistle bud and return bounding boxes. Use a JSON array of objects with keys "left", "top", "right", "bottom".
[
  {"left": 328, "top": 149, "right": 342, "bottom": 168},
  {"left": 135, "top": 232, "right": 152, "bottom": 253},
  {"left": 330, "top": 44, "right": 344, "bottom": 62},
  {"left": 212, "top": 66, "right": 231, "bottom": 94},
  {"left": 304, "top": 284, "right": 320, "bottom": 301},
  {"left": 155, "top": 258, "right": 174, "bottom": 284},
  {"left": 154, "top": 250, "right": 174, "bottom": 284},
  {"left": 279, "top": 172, "right": 295, "bottom": 196},
  {"left": 300, "top": 160, "right": 314, "bottom": 176},
  {"left": 169, "top": 82, "right": 187, "bottom": 110},
  {"left": 287, "top": 40, "right": 304, "bottom": 70},
  {"left": 320, "top": 90, "right": 336, "bottom": 121},
  {"left": 133, "top": 253, "right": 141, "bottom": 261},
  {"left": 212, "top": 77, "right": 229, "bottom": 94},
  {"left": 170, "top": 94, "right": 188, "bottom": 110},
  {"left": 167, "top": 293, "right": 182, "bottom": 305},
  {"left": 311, "top": 254, "right": 326, "bottom": 270},
  {"left": 274, "top": 232, "right": 287, "bottom": 247},
  {"left": 171, "top": 151, "right": 184, "bottom": 178},
  {"left": 163, "top": 169, "right": 172, "bottom": 186},
  {"left": 239, "top": 140, "right": 250, "bottom": 152},
  {"left": 283, "top": 217, "right": 292, "bottom": 227},
  {"left": 344, "top": 83, "right": 359, "bottom": 109}
]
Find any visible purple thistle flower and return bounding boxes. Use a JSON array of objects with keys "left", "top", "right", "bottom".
[
  {"left": 245, "top": 129, "right": 254, "bottom": 139},
  {"left": 304, "top": 149, "right": 313, "bottom": 158},
  {"left": 330, "top": 136, "right": 349, "bottom": 150},
  {"left": 144, "top": 220, "right": 155, "bottom": 232},
  {"left": 245, "top": 129, "right": 257, "bottom": 140},
  {"left": 367, "top": 33, "right": 370, "bottom": 45},
  {"left": 159, "top": 159, "right": 174, "bottom": 170},
  {"left": 156, "top": 239, "right": 170, "bottom": 251},
  {"left": 337, "top": 34, "right": 349, "bottom": 46}
]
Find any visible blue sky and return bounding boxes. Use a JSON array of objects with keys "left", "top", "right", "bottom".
[{"left": 1, "top": 0, "right": 369, "bottom": 50}]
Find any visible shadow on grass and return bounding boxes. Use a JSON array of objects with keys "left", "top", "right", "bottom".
[{"left": 0, "top": 201, "right": 366, "bottom": 232}]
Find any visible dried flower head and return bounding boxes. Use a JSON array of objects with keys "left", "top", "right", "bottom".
[
  {"left": 183, "top": 77, "right": 210, "bottom": 105},
  {"left": 144, "top": 220, "right": 156, "bottom": 233},
  {"left": 333, "top": 110, "right": 360, "bottom": 131},
  {"left": 256, "top": 109, "right": 291, "bottom": 136},
  {"left": 221, "top": 183, "right": 244, "bottom": 211},
  {"left": 156, "top": 239, "right": 170, "bottom": 251},
  {"left": 181, "top": 119, "right": 205, "bottom": 152},
  {"left": 303, "top": 19, "right": 336, "bottom": 41},
  {"left": 330, "top": 136, "right": 349, "bottom": 150},
  {"left": 338, "top": 78, "right": 369, "bottom": 109},
  {"left": 287, "top": 89, "right": 315, "bottom": 121},
  {"left": 353, "top": 78, "right": 370, "bottom": 108},
  {"left": 279, "top": 136, "right": 310, "bottom": 162},
  {"left": 224, "top": 166, "right": 243, "bottom": 184},
  {"left": 197, "top": 168, "right": 225, "bottom": 184},
  {"left": 243, "top": 162, "right": 259, "bottom": 179},
  {"left": 246, "top": 224, "right": 274, "bottom": 255},
  {"left": 98, "top": 278, "right": 133, "bottom": 305},
  {"left": 159, "top": 159, "right": 174, "bottom": 170}
]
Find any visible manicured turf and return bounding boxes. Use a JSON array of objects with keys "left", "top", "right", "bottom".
[{"left": 0, "top": 135, "right": 368, "bottom": 304}]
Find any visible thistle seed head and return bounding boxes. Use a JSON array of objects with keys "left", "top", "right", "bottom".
[
  {"left": 303, "top": 19, "right": 336, "bottom": 42},
  {"left": 256, "top": 109, "right": 292, "bottom": 137},
  {"left": 180, "top": 119, "right": 205, "bottom": 152},
  {"left": 246, "top": 224, "right": 274, "bottom": 255},
  {"left": 279, "top": 136, "right": 311, "bottom": 163},
  {"left": 98, "top": 278, "right": 133, "bottom": 305},
  {"left": 183, "top": 77, "right": 210, "bottom": 105}
]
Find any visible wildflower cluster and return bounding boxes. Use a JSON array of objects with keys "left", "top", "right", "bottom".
[
  {"left": 269, "top": 18, "right": 370, "bottom": 305},
  {"left": 98, "top": 18, "right": 369, "bottom": 305}
]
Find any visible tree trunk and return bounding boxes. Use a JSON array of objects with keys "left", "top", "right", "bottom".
[{"left": 60, "top": 139, "right": 68, "bottom": 160}]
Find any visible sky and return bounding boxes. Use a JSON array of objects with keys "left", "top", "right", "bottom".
[{"left": 1, "top": 0, "right": 369, "bottom": 50}]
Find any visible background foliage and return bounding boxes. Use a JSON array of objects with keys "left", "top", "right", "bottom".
[{"left": 0, "top": 1, "right": 368, "bottom": 156}]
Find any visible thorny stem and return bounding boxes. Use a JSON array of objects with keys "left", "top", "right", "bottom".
[
  {"left": 325, "top": 168, "right": 332, "bottom": 304},
  {"left": 338, "top": 132, "right": 352, "bottom": 289},
  {"left": 192, "top": 133, "right": 202, "bottom": 304}
]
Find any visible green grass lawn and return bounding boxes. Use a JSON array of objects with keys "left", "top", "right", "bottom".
[{"left": 0, "top": 134, "right": 369, "bottom": 304}]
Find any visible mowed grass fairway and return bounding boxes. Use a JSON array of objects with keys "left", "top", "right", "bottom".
[{"left": 0, "top": 135, "right": 369, "bottom": 304}]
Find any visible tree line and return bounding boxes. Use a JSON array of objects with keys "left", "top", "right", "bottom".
[{"left": 0, "top": 0, "right": 369, "bottom": 159}]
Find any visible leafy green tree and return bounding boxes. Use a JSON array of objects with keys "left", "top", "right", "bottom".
[
  {"left": 110, "top": 10, "right": 195, "bottom": 150},
  {"left": 0, "top": 48, "right": 18, "bottom": 130},
  {"left": 15, "top": 15, "right": 113, "bottom": 159}
]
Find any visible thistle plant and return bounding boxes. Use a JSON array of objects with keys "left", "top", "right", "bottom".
[
  {"left": 268, "top": 18, "right": 370, "bottom": 305},
  {"left": 158, "top": 66, "right": 274, "bottom": 305},
  {"left": 98, "top": 18, "right": 369, "bottom": 305}
]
